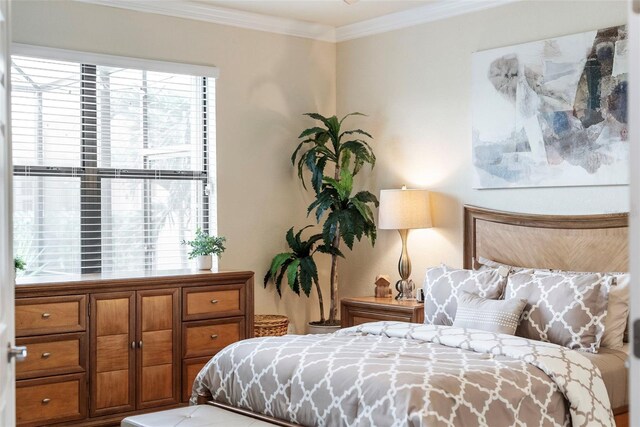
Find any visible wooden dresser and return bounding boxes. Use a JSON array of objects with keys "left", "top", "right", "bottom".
[{"left": 14, "top": 270, "right": 254, "bottom": 426}]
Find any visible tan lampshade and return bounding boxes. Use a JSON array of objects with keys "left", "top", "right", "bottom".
[{"left": 378, "top": 188, "right": 432, "bottom": 230}]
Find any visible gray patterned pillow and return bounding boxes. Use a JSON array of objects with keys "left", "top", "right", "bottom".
[
  {"left": 506, "top": 271, "right": 613, "bottom": 353},
  {"left": 453, "top": 292, "right": 527, "bottom": 335},
  {"left": 423, "top": 265, "right": 507, "bottom": 326},
  {"left": 548, "top": 270, "right": 629, "bottom": 350}
]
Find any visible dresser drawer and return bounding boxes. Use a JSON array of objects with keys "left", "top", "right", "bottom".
[
  {"left": 16, "top": 333, "right": 86, "bottom": 380},
  {"left": 16, "top": 295, "right": 86, "bottom": 337},
  {"left": 183, "top": 318, "right": 245, "bottom": 358},
  {"left": 183, "top": 284, "right": 245, "bottom": 321},
  {"left": 182, "top": 356, "right": 211, "bottom": 402},
  {"left": 16, "top": 373, "right": 87, "bottom": 426}
]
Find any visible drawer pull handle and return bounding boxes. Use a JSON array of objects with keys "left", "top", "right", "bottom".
[
  {"left": 131, "top": 341, "right": 136, "bottom": 350},
  {"left": 210, "top": 299, "right": 219, "bottom": 304},
  {"left": 42, "top": 398, "right": 51, "bottom": 404},
  {"left": 41, "top": 352, "right": 51, "bottom": 359},
  {"left": 41, "top": 313, "right": 51, "bottom": 319},
  {"left": 210, "top": 334, "right": 218, "bottom": 340},
  {"left": 138, "top": 340, "right": 143, "bottom": 349}
]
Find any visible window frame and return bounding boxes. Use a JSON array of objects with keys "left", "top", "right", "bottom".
[{"left": 11, "top": 45, "right": 217, "bottom": 275}]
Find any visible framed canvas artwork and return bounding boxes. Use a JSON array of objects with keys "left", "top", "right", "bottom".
[{"left": 472, "top": 25, "right": 628, "bottom": 189}]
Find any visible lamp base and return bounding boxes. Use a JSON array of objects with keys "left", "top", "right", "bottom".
[{"left": 394, "top": 278, "right": 416, "bottom": 300}]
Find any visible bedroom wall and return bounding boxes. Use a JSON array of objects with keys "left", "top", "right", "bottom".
[
  {"left": 11, "top": 0, "right": 336, "bottom": 332},
  {"left": 336, "top": 1, "right": 629, "bottom": 299},
  {"left": 12, "top": 0, "right": 630, "bottom": 328}
]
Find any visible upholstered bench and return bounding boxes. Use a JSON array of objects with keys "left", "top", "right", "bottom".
[{"left": 121, "top": 405, "right": 274, "bottom": 426}]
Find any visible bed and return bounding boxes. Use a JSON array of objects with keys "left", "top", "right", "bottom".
[{"left": 193, "top": 205, "right": 630, "bottom": 427}]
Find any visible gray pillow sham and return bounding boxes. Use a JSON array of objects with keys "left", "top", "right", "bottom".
[
  {"left": 474, "top": 256, "right": 549, "bottom": 274},
  {"left": 423, "top": 264, "right": 507, "bottom": 326},
  {"left": 453, "top": 292, "right": 527, "bottom": 335},
  {"left": 505, "top": 270, "right": 613, "bottom": 353},
  {"left": 478, "top": 257, "right": 628, "bottom": 350}
]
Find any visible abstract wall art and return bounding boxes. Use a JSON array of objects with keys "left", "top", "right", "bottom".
[{"left": 472, "top": 25, "right": 628, "bottom": 189}]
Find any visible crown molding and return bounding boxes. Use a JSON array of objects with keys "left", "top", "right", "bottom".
[
  {"left": 75, "top": 0, "right": 337, "bottom": 42},
  {"left": 75, "top": 0, "right": 520, "bottom": 43},
  {"left": 335, "top": 0, "right": 521, "bottom": 42}
]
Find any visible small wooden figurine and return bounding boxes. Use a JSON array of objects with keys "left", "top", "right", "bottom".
[{"left": 374, "top": 275, "right": 392, "bottom": 298}]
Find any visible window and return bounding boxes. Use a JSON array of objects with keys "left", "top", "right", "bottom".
[{"left": 11, "top": 49, "right": 217, "bottom": 277}]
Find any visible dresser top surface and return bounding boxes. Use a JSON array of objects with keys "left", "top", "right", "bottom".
[
  {"left": 17, "top": 269, "right": 249, "bottom": 286},
  {"left": 16, "top": 269, "right": 254, "bottom": 297}
]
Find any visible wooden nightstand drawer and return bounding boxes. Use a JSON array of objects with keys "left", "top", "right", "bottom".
[
  {"left": 341, "top": 297, "right": 424, "bottom": 328},
  {"left": 16, "top": 373, "right": 87, "bottom": 426},
  {"left": 183, "top": 318, "right": 245, "bottom": 358},
  {"left": 351, "top": 314, "right": 395, "bottom": 326},
  {"left": 183, "top": 285, "right": 245, "bottom": 321},
  {"left": 16, "top": 333, "right": 86, "bottom": 380},
  {"left": 16, "top": 295, "right": 86, "bottom": 337}
]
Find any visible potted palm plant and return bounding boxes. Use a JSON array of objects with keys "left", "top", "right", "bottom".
[
  {"left": 182, "top": 228, "right": 226, "bottom": 270},
  {"left": 264, "top": 113, "right": 378, "bottom": 333}
]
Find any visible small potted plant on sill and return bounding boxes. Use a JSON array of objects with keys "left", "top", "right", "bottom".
[
  {"left": 264, "top": 112, "right": 378, "bottom": 334},
  {"left": 182, "top": 228, "right": 226, "bottom": 270},
  {"left": 14, "top": 256, "right": 26, "bottom": 272},
  {"left": 14, "top": 256, "right": 26, "bottom": 279}
]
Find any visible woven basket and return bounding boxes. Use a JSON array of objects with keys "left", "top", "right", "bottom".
[{"left": 254, "top": 314, "right": 289, "bottom": 337}]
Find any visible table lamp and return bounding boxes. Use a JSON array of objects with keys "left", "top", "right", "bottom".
[{"left": 378, "top": 186, "right": 432, "bottom": 300}]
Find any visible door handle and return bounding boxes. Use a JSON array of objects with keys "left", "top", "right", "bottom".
[
  {"left": 138, "top": 340, "right": 143, "bottom": 349},
  {"left": 8, "top": 344, "right": 27, "bottom": 362}
]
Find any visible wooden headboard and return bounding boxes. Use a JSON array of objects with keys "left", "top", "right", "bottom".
[{"left": 463, "top": 205, "right": 628, "bottom": 272}]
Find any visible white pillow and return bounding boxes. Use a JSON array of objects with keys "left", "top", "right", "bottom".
[{"left": 600, "top": 274, "right": 630, "bottom": 349}]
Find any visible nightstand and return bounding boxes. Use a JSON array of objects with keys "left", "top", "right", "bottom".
[{"left": 340, "top": 297, "right": 424, "bottom": 328}]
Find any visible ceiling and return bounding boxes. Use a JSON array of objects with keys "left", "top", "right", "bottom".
[
  {"left": 77, "top": 0, "right": 515, "bottom": 42},
  {"left": 197, "top": 0, "right": 437, "bottom": 27}
]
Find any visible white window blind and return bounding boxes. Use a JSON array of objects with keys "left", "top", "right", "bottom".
[{"left": 11, "top": 51, "right": 216, "bottom": 277}]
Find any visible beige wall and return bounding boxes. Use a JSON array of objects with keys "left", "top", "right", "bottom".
[
  {"left": 336, "top": 1, "right": 629, "bottom": 300},
  {"left": 12, "top": 0, "right": 336, "bottom": 332},
  {"left": 12, "top": 0, "right": 631, "bottom": 328}
]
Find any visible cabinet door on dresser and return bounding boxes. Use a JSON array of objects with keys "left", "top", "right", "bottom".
[
  {"left": 136, "top": 288, "right": 180, "bottom": 409},
  {"left": 90, "top": 292, "right": 136, "bottom": 417}
]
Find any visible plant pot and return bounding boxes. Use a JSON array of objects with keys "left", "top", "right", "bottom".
[
  {"left": 196, "top": 255, "right": 212, "bottom": 270},
  {"left": 306, "top": 322, "right": 341, "bottom": 335}
]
